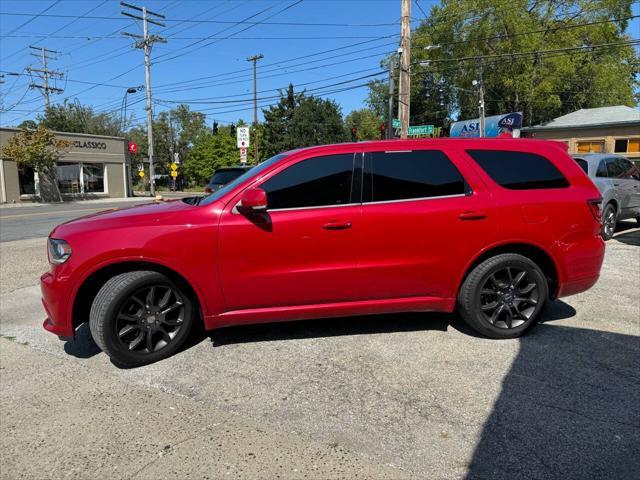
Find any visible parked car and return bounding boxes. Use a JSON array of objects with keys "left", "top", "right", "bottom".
[
  {"left": 42, "top": 139, "right": 605, "bottom": 367},
  {"left": 204, "top": 166, "right": 252, "bottom": 194},
  {"left": 572, "top": 153, "right": 640, "bottom": 240}
]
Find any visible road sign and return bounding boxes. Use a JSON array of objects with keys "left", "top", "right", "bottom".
[
  {"left": 170, "top": 163, "right": 178, "bottom": 171},
  {"left": 170, "top": 170, "right": 178, "bottom": 178},
  {"left": 138, "top": 171, "right": 145, "bottom": 178},
  {"left": 240, "top": 147, "right": 247, "bottom": 164},
  {"left": 392, "top": 119, "right": 401, "bottom": 128},
  {"left": 408, "top": 124, "right": 434, "bottom": 136},
  {"left": 237, "top": 126, "right": 250, "bottom": 148}
]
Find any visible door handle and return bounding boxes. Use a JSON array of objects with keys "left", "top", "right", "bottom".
[
  {"left": 459, "top": 211, "right": 488, "bottom": 220},
  {"left": 613, "top": 183, "right": 620, "bottom": 187},
  {"left": 323, "top": 221, "right": 352, "bottom": 230}
]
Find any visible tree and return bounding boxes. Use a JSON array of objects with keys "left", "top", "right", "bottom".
[
  {"left": 262, "top": 84, "right": 347, "bottom": 157},
  {"left": 0, "top": 126, "right": 72, "bottom": 202},
  {"left": 345, "top": 108, "right": 383, "bottom": 140},
  {"left": 39, "top": 101, "right": 122, "bottom": 136},
  {"left": 182, "top": 125, "right": 245, "bottom": 185},
  {"left": 369, "top": 0, "right": 639, "bottom": 128}
]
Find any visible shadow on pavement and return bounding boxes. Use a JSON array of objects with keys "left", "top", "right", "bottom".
[
  {"left": 63, "top": 323, "right": 101, "bottom": 359},
  {"left": 465, "top": 323, "right": 640, "bottom": 480},
  {"left": 206, "top": 299, "right": 576, "bottom": 347},
  {"left": 612, "top": 227, "right": 640, "bottom": 246}
]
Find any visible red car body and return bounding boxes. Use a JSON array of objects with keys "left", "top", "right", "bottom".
[{"left": 42, "top": 138, "right": 604, "bottom": 341}]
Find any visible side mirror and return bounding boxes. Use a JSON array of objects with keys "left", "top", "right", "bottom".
[{"left": 239, "top": 187, "right": 267, "bottom": 212}]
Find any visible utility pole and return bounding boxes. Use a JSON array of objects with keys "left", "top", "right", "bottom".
[
  {"left": 476, "top": 63, "right": 486, "bottom": 138},
  {"left": 27, "top": 46, "right": 63, "bottom": 109},
  {"left": 387, "top": 54, "right": 396, "bottom": 139},
  {"left": 121, "top": 1, "right": 166, "bottom": 197},
  {"left": 398, "top": 0, "right": 411, "bottom": 139},
  {"left": 247, "top": 54, "right": 263, "bottom": 163}
]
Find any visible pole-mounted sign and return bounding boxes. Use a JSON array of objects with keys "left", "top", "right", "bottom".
[{"left": 236, "top": 126, "right": 250, "bottom": 148}]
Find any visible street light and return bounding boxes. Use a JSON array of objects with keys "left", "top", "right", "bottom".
[{"left": 120, "top": 86, "right": 143, "bottom": 131}]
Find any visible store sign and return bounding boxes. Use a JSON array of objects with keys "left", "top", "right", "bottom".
[
  {"left": 450, "top": 112, "right": 523, "bottom": 138},
  {"left": 72, "top": 140, "right": 107, "bottom": 150}
]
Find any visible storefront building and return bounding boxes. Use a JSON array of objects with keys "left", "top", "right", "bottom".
[
  {"left": 0, "top": 128, "right": 130, "bottom": 203},
  {"left": 521, "top": 106, "right": 640, "bottom": 166}
]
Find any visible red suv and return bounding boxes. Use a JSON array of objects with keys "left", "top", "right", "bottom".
[{"left": 42, "top": 139, "right": 605, "bottom": 367}]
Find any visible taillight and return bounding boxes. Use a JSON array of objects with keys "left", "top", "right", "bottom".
[{"left": 587, "top": 198, "right": 602, "bottom": 223}]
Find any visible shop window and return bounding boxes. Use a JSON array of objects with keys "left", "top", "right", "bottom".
[
  {"left": 56, "top": 163, "right": 81, "bottom": 194},
  {"left": 18, "top": 166, "right": 35, "bottom": 195},
  {"left": 614, "top": 138, "right": 640, "bottom": 153},
  {"left": 83, "top": 163, "right": 105, "bottom": 193},
  {"left": 576, "top": 141, "right": 604, "bottom": 153}
]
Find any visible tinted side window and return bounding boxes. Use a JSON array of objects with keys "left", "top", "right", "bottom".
[
  {"left": 605, "top": 158, "right": 625, "bottom": 178},
  {"left": 617, "top": 158, "right": 635, "bottom": 179},
  {"left": 363, "top": 150, "right": 468, "bottom": 202},
  {"left": 596, "top": 160, "right": 608, "bottom": 177},
  {"left": 262, "top": 154, "right": 354, "bottom": 209},
  {"left": 466, "top": 150, "right": 569, "bottom": 190},
  {"left": 574, "top": 158, "right": 588, "bottom": 174}
]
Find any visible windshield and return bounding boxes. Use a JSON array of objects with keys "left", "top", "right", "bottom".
[
  {"left": 209, "top": 170, "right": 246, "bottom": 185},
  {"left": 197, "top": 154, "right": 288, "bottom": 206}
]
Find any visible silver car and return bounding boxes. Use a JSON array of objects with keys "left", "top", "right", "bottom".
[{"left": 572, "top": 153, "right": 640, "bottom": 239}]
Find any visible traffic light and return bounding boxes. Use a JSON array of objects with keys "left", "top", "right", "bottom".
[
  {"left": 212, "top": 121, "right": 218, "bottom": 135},
  {"left": 351, "top": 127, "right": 357, "bottom": 142},
  {"left": 230, "top": 123, "right": 236, "bottom": 137},
  {"left": 379, "top": 123, "right": 386, "bottom": 140}
]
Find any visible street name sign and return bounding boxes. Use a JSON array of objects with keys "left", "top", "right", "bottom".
[{"left": 408, "top": 125, "right": 434, "bottom": 136}]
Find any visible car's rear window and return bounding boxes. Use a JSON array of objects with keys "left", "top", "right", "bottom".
[
  {"left": 574, "top": 158, "right": 589, "bottom": 174},
  {"left": 466, "top": 150, "right": 570, "bottom": 190}
]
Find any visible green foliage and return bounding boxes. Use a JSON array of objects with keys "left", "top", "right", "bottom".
[
  {"left": 262, "top": 84, "right": 347, "bottom": 157},
  {"left": 370, "top": 0, "right": 639, "bottom": 128},
  {"left": 345, "top": 108, "right": 384, "bottom": 140},
  {"left": 0, "top": 126, "right": 71, "bottom": 172},
  {"left": 17, "top": 120, "right": 38, "bottom": 130},
  {"left": 39, "top": 101, "right": 122, "bottom": 136},
  {"left": 183, "top": 126, "right": 246, "bottom": 185}
]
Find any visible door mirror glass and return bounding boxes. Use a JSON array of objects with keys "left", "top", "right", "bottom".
[{"left": 239, "top": 187, "right": 267, "bottom": 211}]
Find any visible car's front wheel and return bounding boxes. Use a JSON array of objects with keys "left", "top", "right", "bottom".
[
  {"left": 601, "top": 203, "right": 617, "bottom": 240},
  {"left": 457, "top": 254, "right": 548, "bottom": 339},
  {"left": 90, "top": 271, "right": 194, "bottom": 367}
]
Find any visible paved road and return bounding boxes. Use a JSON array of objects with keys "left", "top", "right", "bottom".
[
  {"left": 0, "top": 194, "right": 193, "bottom": 242},
  {"left": 0, "top": 225, "right": 638, "bottom": 479}
]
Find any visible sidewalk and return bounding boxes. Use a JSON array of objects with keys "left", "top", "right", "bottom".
[{"left": 0, "top": 192, "right": 193, "bottom": 209}]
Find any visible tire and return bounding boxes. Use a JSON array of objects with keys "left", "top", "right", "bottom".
[
  {"left": 601, "top": 203, "right": 617, "bottom": 240},
  {"left": 456, "top": 254, "right": 548, "bottom": 339},
  {"left": 90, "top": 270, "right": 194, "bottom": 367}
]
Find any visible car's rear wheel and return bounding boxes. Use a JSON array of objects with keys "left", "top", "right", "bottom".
[
  {"left": 90, "top": 271, "right": 194, "bottom": 367},
  {"left": 457, "top": 254, "right": 548, "bottom": 339},
  {"left": 601, "top": 203, "right": 617, "bottom": 240}
]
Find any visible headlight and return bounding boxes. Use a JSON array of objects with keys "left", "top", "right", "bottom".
[{"left": 48, "top": 238, "right": 72, "bottom": 264}]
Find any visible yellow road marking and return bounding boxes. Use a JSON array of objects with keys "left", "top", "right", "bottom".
[{"left": 0, "top": 207, "right": 115, "bottom": 220}]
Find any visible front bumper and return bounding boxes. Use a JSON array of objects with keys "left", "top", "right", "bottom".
[{"left": 41, "top": 271, "right": 74, "bottom": 339}]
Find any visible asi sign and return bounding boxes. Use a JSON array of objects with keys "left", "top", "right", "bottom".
[
  {"left": 450, "top": 112, "right": 523, "bottom": 138},
  {"left": 408, "top": 125, "right": 434, "bottom": 136},
  {"left": 236, "top": 127, "right": 250, "bottom": 148}
]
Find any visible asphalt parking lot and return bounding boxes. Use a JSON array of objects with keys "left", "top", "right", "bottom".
[{"left": 0, "top": 220, "right": 638, "bottom": 479}]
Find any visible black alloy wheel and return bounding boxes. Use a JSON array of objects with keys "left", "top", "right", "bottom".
[
  {"left": 601, "top": 204, "right": 617, "bottom": 240},
  {"left": 457, "top": 253, "right": 548, "bottom": 339},
  {"left": 90, "top": 271, "right": 195, "bottom": 367},
  {"left": 478, "top": 267, "right": 539, "bottom": 329},
  {"left": 115, "top": 285, "right": 185, "bottom": 353}
]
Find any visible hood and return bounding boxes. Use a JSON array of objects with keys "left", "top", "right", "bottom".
[{"left": 50, "top": 199, "right": 195, "bottom": 238}]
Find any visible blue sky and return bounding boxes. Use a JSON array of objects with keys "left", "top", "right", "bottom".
[{"left": 1, "top": 0, "right": 638, "bottom": 129}]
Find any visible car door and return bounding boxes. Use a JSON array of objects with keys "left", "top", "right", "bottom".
[
  {"left": 606, "top": 157, "right": 636, "bottom": 216},
  {"left": 618, "top": 158, "right": 640, "bottom": 212},
  {"left": 218, "top": 152, "right": 361, "bottom": 312},
  {"left": 357, "top": 148, "right": 497, "bottom": 301}
]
